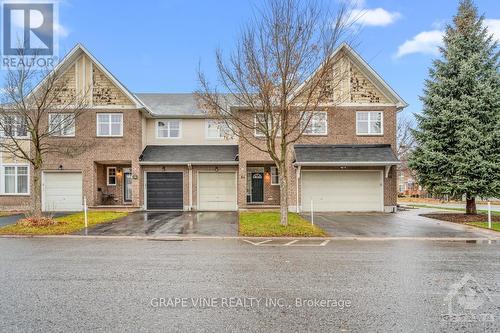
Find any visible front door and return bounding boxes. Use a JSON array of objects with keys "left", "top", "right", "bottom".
[
  {"left": 251, "top": 173, "right": 264, "bottom": 203},
  {"left": 124, "top": 172, "right": 132, "bottom": 202}
]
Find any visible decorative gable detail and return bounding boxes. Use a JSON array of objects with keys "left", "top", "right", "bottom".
[
  {"left": 52, "top": 65, "right": 76, "bottom": 105},
  {"left": 92, "top": 67, "right": 134, "bottom": 106},
  {"left": 349, "top": 63, "right": 389, "bottom": 104}
]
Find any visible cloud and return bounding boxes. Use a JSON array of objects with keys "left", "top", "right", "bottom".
[
  {"left": 350, "top": 8, "right": 401, "bottom": 27},
  {"left": 396, "top": 18, "right": 500, "bottom": 58},
  {"left": 484, "top": 19, "right": 500, "bottom": 41},
  {"left": 396, "top": 30, "right": 443, "bottom": 58},
  {"left": 54, "top": 22, "right": 69, "bottom": 38}
]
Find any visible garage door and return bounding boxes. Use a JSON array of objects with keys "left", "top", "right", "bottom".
[
  {"left": 43, "top": 172, "right": 83, "bottom": 212},
  {"left": 302, "top": 171, "right": 383, "bottom": 212},
  {"left": 198, "top": 172, "right": 237, "bottom": 211},
  {"left": 146, "top": 172, "right": 183, "bottom": 210}
]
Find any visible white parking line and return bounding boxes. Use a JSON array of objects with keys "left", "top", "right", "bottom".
[{"left": 242, "top": 239, "right": 331, "bottom": 247}]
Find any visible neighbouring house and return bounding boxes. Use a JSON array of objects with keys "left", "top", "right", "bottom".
[
  {"left": 0, "top": 43, "right": 407, "bottom": 213},
  {"left": 397, "top": 161, "right": 427, "bottom": 197}
]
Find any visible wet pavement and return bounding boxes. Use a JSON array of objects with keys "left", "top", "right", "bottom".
[
  {"left": 302, "top": 208, "right": 498, "bottom": 238},
  {"left": 74, "top": 211, "right": 239, "bottom": 236},
  {"left": 0, "top": 237, "right": 498, "bottom": 332}
]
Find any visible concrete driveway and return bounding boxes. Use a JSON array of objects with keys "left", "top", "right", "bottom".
[
  {"left": 75, "top": 211, "right": 238, "bottom": 236},
  {"left": 302, "top": 208, "right": 498, "bottom": 238}
]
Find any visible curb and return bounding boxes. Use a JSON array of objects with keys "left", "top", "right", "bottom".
[{"left": 0, "top": 234, "right": 499, "bottom": 242}]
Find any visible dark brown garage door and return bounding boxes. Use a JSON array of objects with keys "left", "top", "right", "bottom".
[{"left": 146, "top": 172, "right": 183, "bottom": 210}]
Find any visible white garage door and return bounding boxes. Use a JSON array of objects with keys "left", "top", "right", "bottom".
[
  {"left": 302, "top": 171, "right": 383, "bottom": 212},
  {"left": 43, "top": 172, "right": 83, "bottom": 212},
  {"left": 198, "top": 172, "right": 237, "bottom": 211}
]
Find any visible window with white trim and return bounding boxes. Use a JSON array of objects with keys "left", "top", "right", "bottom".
[
  {"left": 0, "top": 115, "right": 27, "bottom": 138},
  {"left": 356, "top": 111, "right": 383, "bottom": 135},
  {"left": 157, "top": 120, "right": 181, "bottom": 138},
  {"left": 302, "top": 111, "right": 327, "bottom": 135},
  {"left": 2, "top": 165, "right": 29, "bottom": 194},
  {"left": 97, "top": 113, "right": 123, "bottom": 137},
  {"left": 270, "top": 167, "right": 279, "bottom": 185},
  {"left": 206, "top": 119, "right": 231, "bottom": 139},
  {"left": 107, "top": 167, "right": 117, "bottom": 186},
  {"left": 49, "top": 113, "right": 75, "bottom": 137},
  {"left": 254, "top": 113, "right": 280, "bottom": 137}
]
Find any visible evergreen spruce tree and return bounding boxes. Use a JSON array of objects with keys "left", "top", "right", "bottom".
[{"left": 409, "top": 0, "right": 500, "bottom": 214}]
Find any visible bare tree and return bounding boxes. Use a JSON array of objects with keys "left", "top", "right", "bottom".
[
  {"left": 197, "top": 0, "right": 352, "bottom": 226},
  {"left": 397, "top": 114, "right": 415, "bottom": 160},
  {"left": 0, "top": 52, "right": 90, "bottom": 216}
]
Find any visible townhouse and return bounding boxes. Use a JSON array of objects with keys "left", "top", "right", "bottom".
[{"left": 0, "top": 43, "right": 406, "bottom": 213}]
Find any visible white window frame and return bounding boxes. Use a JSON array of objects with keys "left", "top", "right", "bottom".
[
  {"left": 302, "top": 111, "right": 328, "bottom": 135},
  {"left": 0, "top": 115, "right": 28, "bottom": 138},
  {"left": 0, "top": 164, "right": 30, "bottom": 195},
  {"left": 254, "top": 113, "right": 281, "bottom": 137},
  {"left": 96, "top": 113, "right": 123, "bottom": 137},
  {"left": 49, "top": 113, "right": 75, "bottom": 137},
  {"left": 356, "top": 111, "right": 383, "bottom": 136},
  {"left": 205, "top": 119, "right": 230, "bottom": 139},
  {"left": 107, "top": 167, "right": 117, "bottom": 186},
  {"left": 156, "top": 119, "right": 182, "bottom": 139},
  {"left": 270, "top": 166, "right": 279, "bottom": 185}
]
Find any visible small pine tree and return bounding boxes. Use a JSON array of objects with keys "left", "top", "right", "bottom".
[{"left": 409, "top": 0, "right": 500, "bottom": 214}]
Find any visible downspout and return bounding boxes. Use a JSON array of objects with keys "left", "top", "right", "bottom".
[
  {"left": 296, "top": 165, "right": 301, "bottom": 213},
  {"left": 188, "top": 163, "right": 193, "bottom": 211}
]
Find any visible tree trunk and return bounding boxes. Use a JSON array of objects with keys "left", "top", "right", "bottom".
[
  {"left": 32, "top": 166, "right": 42, "bottom": 217},
  {"left": 279, "top": 163, "right": 288, "bottom": 226},
  {"left": 466, "top": 196, "right": 476, "bottom": 215}
]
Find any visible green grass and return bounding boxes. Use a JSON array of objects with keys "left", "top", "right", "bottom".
[
  {"left": 407, "top": 204, "right": 500, "bottom": 215},
  {"left": 466, "top": 222, "right": 500, "bottom": 232},
  {"left": 0, "top": 211, "right": 128, "bottom": 235},
  {"left": 239, "top": 212, "right": 327, "bottom": 237}
]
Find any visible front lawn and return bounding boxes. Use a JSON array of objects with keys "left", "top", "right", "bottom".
[
  {"left": 0, "top": 211, "right": 128, "bottom": 235},
  {"left": 466, "top": 222, "right": 500, "bottom": 232},
  {"left": 239, "top": 212, "right": 327, "bottom": 237},
  {"left": 408, "top": 204, "right": 500, "bottom": 215}
]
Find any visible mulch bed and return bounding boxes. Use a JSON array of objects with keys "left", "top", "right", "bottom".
[{"left": 421, "top": 213, "right": 500, "bottom": 224}]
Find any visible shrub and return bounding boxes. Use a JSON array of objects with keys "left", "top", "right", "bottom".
[{"left": 17, "top": 216, "right": 65, "bottom": 227}]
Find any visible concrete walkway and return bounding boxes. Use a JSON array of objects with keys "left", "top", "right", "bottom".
[
  {"left": 302, "top": 207, "right": 498, "bottom": 238},
  {"left": 74, "top": 211, "right": 239, "bottom": 236}
]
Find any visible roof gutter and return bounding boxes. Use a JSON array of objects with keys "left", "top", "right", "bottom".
[
  {"left": 293, "top": 161, "right": 401, "bottom": 167},
  {"left": 139, "top": 161, "right": 239, "bottom": 166}
]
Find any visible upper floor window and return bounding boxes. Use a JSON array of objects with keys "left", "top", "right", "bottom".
[
  {"left": 157, "top": 120, "right": 181, "bottom": 138},
  {"left": 356, "top": 111, "right": 383, "bottom": 135},
  {"left": 206, "top": 119, "right": 231, "bottom": 139},
  {"left": 97, "top": 113, "right": 123, "bottom": 137},
  {"left": 0, "top": 115, "right": 27, "bottom": 138},
  {"left": 49, "top": 113, "right": 75, "bottom": 137},
  {"left": 302, "top": 111, "right": 327, "bottom": 135},
  {"left": 2, "top": 165, "right": 29, "bottom": 194},
  {"left": 270, "top": 167, "right": 279, "bottom": 185},
  {"left": 254, "top": 113, "right": 280, "bottom": 137}
]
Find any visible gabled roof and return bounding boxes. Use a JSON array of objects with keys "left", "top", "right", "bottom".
[
  {"left": 290, "top": 42, "right": 408, "bottom": 109},
  {"left": 29, "top": 43, "right": 147, "bottom": 110},
  {"left": 135, "top": 93, "right": 206, "bottom": 117}
]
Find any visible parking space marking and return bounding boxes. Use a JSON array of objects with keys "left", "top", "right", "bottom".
[{"left": 242, "top": 239, "right": 331, "bottom": 247}]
